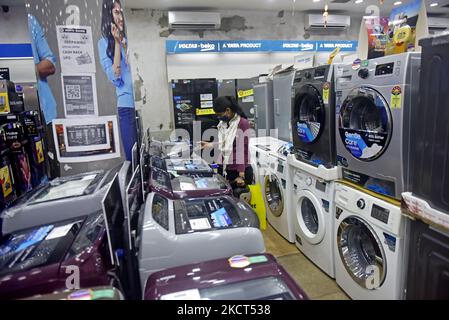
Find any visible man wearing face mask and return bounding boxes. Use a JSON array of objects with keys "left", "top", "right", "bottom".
[{"left": 200, "top": 96, "right": 253, "bottom": 189}]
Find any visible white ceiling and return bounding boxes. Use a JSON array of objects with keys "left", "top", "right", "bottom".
[{"left": 2, "top": 0, "right": 449, "bottom": 15}]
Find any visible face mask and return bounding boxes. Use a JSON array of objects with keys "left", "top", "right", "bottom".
[{"left": 217, "top": 115, "right": 229, "bottom": 122}]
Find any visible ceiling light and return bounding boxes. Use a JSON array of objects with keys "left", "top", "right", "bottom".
[
  {"left": 355, "top": 0, "right": 363, "bottom": 4},
  {"left": 313, "top": 0, "right": 321, "bottom": 3},
  {"left": 394, "top": 1, "right": 403, "bottom": 5},
  {"left": 430, "top": 2, "right": 439, "bottom": 7}
]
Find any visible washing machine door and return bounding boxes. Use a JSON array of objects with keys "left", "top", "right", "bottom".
[
  {"left": 337, "top": 216, "right": 387, "bottom": 289},
  {"left": 264, "top": 174, "right": 284, "bottom": 217},
  {"left": 296, "top": 190, "right": 326, "bottom": 244},
  {"left": 293, "top": 85, "right": 325, "bottom": 144},
  {"left": 338, "top": 87, "right": 392, "bottom": 161}
]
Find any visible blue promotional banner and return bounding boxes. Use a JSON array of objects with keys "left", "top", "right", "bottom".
[
  {"left": 315, "top": 41, "right": 358, "bottom": 52},
  {"left": 220, "top": 40, "right": 271, "bottom": 52},
  {"left": 166, "top": 40, "right": 358, "bottom": 54},
  {"left": 0, "top": 44, "right": 33, "bottom": 59},
  {"left": 270, "top": 41, "right": 316, "bottom": 52},
  {"left": 166, "top": 40, "right": 220, "bottom": 53}
]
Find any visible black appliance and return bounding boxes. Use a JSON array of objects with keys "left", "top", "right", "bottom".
[{"left": 409, "top": 34, "right": 449, "bottom": 214}]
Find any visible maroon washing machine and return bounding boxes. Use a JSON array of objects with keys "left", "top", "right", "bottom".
[
  {"left": 0, "top": 211, "right": 114, "bottom": 300},
  {"left": 144, "top": 253, "right": 308, "bottom": 300}
]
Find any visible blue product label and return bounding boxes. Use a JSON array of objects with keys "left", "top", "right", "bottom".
[
  {"left": 366, "top": 184, "right": 394, "bottom": 197},
  {"left": 211, "top": 208, "right": 232, "bottom": 228},
  {"left": 343, "top": 131, "right": 367, "bottom": 158},
  {"left": 383, "top": 233, "right": 396, "bottom": 252},
  {"left": 296, "top": 122, "right": 317, "bottom": 143}
]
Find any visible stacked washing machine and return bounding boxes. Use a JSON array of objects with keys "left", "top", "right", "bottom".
[
  {"left": 332, "top": 52, "right": 421, "bottom": 300},
  {"left": 288, "top": 64, "right": 341, "bottom": 278},
  {"left": 401, "top": 34, "right": 449, "bottom": 300},
  {"left": 254, "top": 70, "right": 297, "bottom": 243}
]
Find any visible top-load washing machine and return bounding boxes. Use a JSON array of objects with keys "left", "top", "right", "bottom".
[
  {"left": 334, "top": 182, "right": 408, "bottom": 300},
  {"left": 291, "top": 65, "right": 336, "bottom": 168},
  {"left": 263, "top": 143, "right": 295, "bottom": 243},
  {"left": 1, "top": 168, "right": 118, "bottom": 235},
  {"left": 144, "top": 253, "right": 308, "bottom": 300},
  {"left": 138, "top": 193, "right": 265, "bottom": 289},
  {"left": 335, "top": 52, "right": 420, "bottom": 199}
]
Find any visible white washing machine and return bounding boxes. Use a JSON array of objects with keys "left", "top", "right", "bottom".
[
  {"left": 263, "top": 143, "right": 295, "bottom": 243},
  {"left": 333, "top": 183, "right": 408, "bottom": 300},
  {"left": 290, "top": 164, "right": 336, "bottom": 278},
  {"left": 249, "top": 137, "right": 285, "bottom": 186}
]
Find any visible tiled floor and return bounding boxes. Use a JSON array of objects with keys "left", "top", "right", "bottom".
[{"left": 261, "top": 223, "right": 350, "bottom": 300}]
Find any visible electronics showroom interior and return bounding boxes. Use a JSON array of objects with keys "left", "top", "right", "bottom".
[{"left": 0, "top": 0, "right": 448, "bottom": 301}]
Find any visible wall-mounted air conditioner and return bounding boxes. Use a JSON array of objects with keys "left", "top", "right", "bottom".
[
  {"left": 168, "top": 11, "right": 221, "bottom": 30},
  {"left": 427, "top": 16, "right": 449, "bottom": 32},
  {"left": 305, "top": 14, "right": 350, "bottom": 31}
]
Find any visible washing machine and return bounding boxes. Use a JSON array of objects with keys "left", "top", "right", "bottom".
[
  {"left": 290, "top": 159, "right": 336, "bottom": 278},
  {"left": 291, "top": 65, "right": 336, "bottom": 168},
  {"left": 149, "top": 166, "right": 232, "bottom": 200},
  {"left": 334, "top": 182, "right": 408, "bottom": 300},
  {"left": 137, "top": 194, "right": 265, "bottom": 289},
  {"left": 249, "top": 136, "right": 284, "bottom": 185},
  {"left": 335, "top": 52, "right": 420, "bottom": 199},
  {"left": 263, "top": 143, "right": 295, "bottom": 242},
  {"left": 144, "top": 253, "right": 308, "bottom": 300},
  {"left": 1, "top": 167, "right": 118, "bottom": 235},
  {"left": 0, "top": 211, "right": 113, "bottom": 300}
]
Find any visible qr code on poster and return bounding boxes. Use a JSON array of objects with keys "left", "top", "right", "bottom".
[{"left": 66, "top": 84, "right": 81, "bottom": 99}]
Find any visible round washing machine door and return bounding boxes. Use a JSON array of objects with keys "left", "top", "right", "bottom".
[
  {"left": 264, "top": 174, "right": 284, "bottom": 217},
  {"left": 293, "top": 84, "right": 325, "bottom": 144},
  {"left": 337, "top": 216, "right": 387, "bottom": 289},
  {"left": 296, "top": 190, "right": 326, "bottom": 244},
  {"left": 338, "top": 87, "right": 392, "bottom": 161}
]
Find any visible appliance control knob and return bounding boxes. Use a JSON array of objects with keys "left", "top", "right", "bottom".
[
  {"left": 357, "top": 199, "right": 366, "bottom": 210},
  {"left": 358, "top": 68, "right": 369, "bottom": 79},
  {"left": 305, "top": 177, "right": 313, "bottom": 186}
]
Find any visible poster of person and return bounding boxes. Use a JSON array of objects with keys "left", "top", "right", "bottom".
[
  {"left": 385, "top": 0, "right": 422, "bottom": 55},
  {"left": 365, "top": 16, "right": 390, "bottom": 59},
  {"left": 25, "top": 0, "right": 139, "bottom": 175}
]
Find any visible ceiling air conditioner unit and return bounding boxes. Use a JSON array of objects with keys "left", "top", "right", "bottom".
[
  {"left": 427, "top": 16, "right": 449, "bottom": 31},
  {"left": 305, "top": 14, "right": 350, "bottom": 31},
  {"left": 168, "top": 11, "right": 221, "bottom": 30}
]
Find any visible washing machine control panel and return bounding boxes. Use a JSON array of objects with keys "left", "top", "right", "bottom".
[
  {"left": 357, "top": 199, "right": 366, "bottom": 209},
  {"left": 305, "top": 177, "right": 313, "bottom": 186}
]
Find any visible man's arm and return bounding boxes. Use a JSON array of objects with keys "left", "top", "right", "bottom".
[{"left": 36, "top": 59, "right": 55, "bottom": 79}]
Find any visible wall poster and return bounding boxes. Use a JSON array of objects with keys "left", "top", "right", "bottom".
[{"left": 52, "top": 116, "right": 121, "bottom": 163}]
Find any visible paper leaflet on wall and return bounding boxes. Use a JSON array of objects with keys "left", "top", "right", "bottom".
[{"left": 52, "top": 116, "right": 121, "bottom": 163}]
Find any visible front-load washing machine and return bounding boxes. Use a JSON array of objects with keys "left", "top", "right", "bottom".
[
  {"left": 290, "top": 162, "right": 336, "bottom": 278},
  {"left": 249, "top": 136, "right": 285, "bottom": 185},
  {"left": 263, "top": 143, "right": 295, "bottom": 242},
  {"left": 335, "top": 52, "right": 420, "bottom": 199},
  {"left": 291, "top": 65, "right": 336, "bottom": 167},
  {"left": 334, "top": 182, "right": 408, "bottom": 300},
  {"left": 138, "top": 194, "right": 265, "bottom": 289}
]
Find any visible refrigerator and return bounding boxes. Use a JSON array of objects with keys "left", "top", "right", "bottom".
[
  {"left": 236, "top": 77, "right": 259, "bottom": 120},
  {"left": 273, "top": 70, "right": 295, "bottom": 142},
  {"left": 253, "top": 80, "right": 274, "bottom": 137}
]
